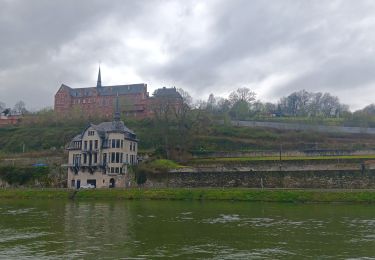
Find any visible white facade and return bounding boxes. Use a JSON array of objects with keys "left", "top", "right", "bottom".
[{"left": 66, "top": 121, "right": 138, "bottom": 188}]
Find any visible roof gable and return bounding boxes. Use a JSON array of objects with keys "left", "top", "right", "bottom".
[{"left": 56, "top": 84, "right": 72, "bottom": 94}]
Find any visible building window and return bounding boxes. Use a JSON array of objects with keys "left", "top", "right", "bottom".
[
  {"left": 94, "top": 140, "right": 98, "bottom": 149},
  {"left": 120, "top": 153, "right": 123, "bottom": 163},
  {"left": 83, "top": 154, "right": 87, "bottom": 164},
  {"left": 115, "top": 167, "right": 119, "bottom": 173},
  {"left": 111, "top": 152, "right": 115, "bottom": 163},
  {"left": 84, "top": 141, "right": 87, "bottom": 150},
  {"left": 103, "top": 153, "right": 107, "bottom": 164},
  {"left": 73, "top": 154, "right": 81, "bottom": 166},
  {"left": 94, "top": 153, "right": 97, "bottom": 164},
  {"left": 116, "top": 140, "right": 120, "bottom": 148},
  {"left": 112, "top": 139, "right": 116, "bottom": 148},
  {"left": 116, "top": 152, "right": 120, "bottom": 163},
  {"left": 89, "top": 140, "right": 93, "bottom": 150},
  {"left": 126, "top": 154, "right": 128, "bottom": 163},
  {"left": 130, "top": 143, "right": 132, "bottom": 151},
  {"left": 120, "top": 167, "right": 123, "bottom": 174},
  {"left": 74, "top": 141, "right": 81, "bottom": 149},
  {"left": 121, "top": 140, "right": 123, "bottom": 148}
]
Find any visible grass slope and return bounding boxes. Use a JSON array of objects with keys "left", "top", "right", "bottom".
[
  {"left": 2, "top": 120, "right": 375, "bottom": 154},
  {"left": 1, "top": 188, "right": 375, "bottom": 203}
]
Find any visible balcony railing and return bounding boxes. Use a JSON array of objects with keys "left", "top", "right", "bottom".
[{"left": 82, "top": 148, "right": 99, "bottom": 153}]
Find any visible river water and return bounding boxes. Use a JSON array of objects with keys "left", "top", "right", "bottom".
[{"left": 0, "top": 199, "right": 374, "bottom": 259}]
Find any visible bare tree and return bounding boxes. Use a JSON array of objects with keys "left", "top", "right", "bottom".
[
  {"left": 177, "top": 88, "right": 193, "bottom": 107},
  {"left": 216, "top": 98, "right": 231, "bottom": 113},
  {"left": 206, "top": 93, "right": 216, "bottom": 111},
  {"left": 0, "top": 101, "right": 5, "bottom": 112},
  {"left": 13, "top": 100, "right": 27, "bottom": 115},
  {"left": 151, "top": 88, "right": 193, "bottom": 161},
  {"left": 193, "top": 99, "right": 208, "bottom": 110},
  {"left": 278, "top": 90, "right": 346, "bottom": 118},
  {"left": 229, "top": 87, "right": 256, "bottom": 105}
]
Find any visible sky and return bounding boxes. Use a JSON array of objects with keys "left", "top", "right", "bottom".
[{"left": 1, "top": 0, "right": 375, "bottom": 111}]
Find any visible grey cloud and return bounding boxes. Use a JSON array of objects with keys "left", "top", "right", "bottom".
[
  {"left": 274, "top": 55, "right": 375, "bottom": 96},
  {"left": 150, "top": 0, "right": 375, "bottom": 109},
  {"left": 1, "top": 0, "right": 375, "bottom": 110},
  {"left": 0, "top": 0, "right": 149, "bottom": 108}
]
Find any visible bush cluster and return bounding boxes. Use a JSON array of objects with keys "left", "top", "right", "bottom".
[{"left": 0, "top": 166, "right": 50, "bottom": 186}]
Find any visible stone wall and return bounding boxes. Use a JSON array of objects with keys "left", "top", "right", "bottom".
[{"left": 145, "top": 169, "right": 375, "bottom": 189}]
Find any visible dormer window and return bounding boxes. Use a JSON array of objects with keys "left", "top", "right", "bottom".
[
  {"left": 73, "top": 141, "right": 81, "bottom": 149},
  {"left": 88, "top": 130, "right": 95, "bottom": 136}
]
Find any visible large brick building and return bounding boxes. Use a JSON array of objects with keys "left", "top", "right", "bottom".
[{"left": 54, "top": 68, "right": 183, "bottom": 118}]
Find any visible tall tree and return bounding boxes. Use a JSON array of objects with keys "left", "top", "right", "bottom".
[
  {"left": 228, "top": 87, "right": 256, "bottom": 119},
  {"left": 151, "top": 88, "right": 193, "bottom": 161},
  {"left": 216, "top": 98, "right": 231, "bottom": 113},
  {"left": 229, "top": 100, "right": 250, "bottom": 120},
  {"left": 206, "top": 93, "right": 216, "bottom": 111},
  {"left": 229, "top": 87, "right": 256, "bottom": 105},
  {"left": 177, "top": 88, "right": 193, "bottom": 107},
  {"left": 278, "top": 90, "right": 346, "bottom": 118},
  {"left": 13, "top": 100, "right": 27, "bottom": 115}
]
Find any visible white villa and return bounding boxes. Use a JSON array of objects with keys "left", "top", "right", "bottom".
[{"left": 65, "top": 103, "right": 138, "bottom": 188}]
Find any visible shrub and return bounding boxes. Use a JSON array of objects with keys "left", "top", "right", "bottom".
[{"left": 0, "top": 166, "right": 50, "bottom": 186}]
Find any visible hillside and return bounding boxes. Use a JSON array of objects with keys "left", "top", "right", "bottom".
[{"left": 1, "top": 118, "right": 375, "bottom": 157}]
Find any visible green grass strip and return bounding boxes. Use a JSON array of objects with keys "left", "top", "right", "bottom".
[{"left": 1, "top": 188, "right": 375, "bottom": 203}]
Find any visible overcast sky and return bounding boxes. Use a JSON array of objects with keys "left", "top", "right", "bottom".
[{"left": 1, "top": 0, "right": 375, "bottom": 111}]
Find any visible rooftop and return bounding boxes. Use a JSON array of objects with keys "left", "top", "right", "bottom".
[
  {"left": 62, "top": 83, "right": 147, "bottom": 98},
  {"left": 153, "top": 87, "right": 182, "bottom": 99}
]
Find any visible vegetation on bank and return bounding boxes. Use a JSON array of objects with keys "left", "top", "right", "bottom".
[
  {"left": 142, "top": 159, "right": 185, "bottom": 170},
  {"left": 0, "top": 166, "right": 50, "bottom": 186},
  {"left": 1, "top": 188, "right": 375, "bottom": 203},
  {"left": 132, "top": 159, "right": 186, "bottom": 186},
  {"left": 2, "top": 88, "right": 375, "bottom": 158},
  {"left": 3, "top": 87, "right": 375, "bottom": 158},
  {"left": 0, "top": 165, "right": 65, "bottom": 188}
]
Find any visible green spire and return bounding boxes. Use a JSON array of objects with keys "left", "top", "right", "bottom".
[{"left": 96, "top": 66, "right": 102, "bottom": 88}]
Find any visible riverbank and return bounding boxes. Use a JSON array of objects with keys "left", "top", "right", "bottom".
[{"left": 1, "top": 188, "right": 375, "bottom": 203}]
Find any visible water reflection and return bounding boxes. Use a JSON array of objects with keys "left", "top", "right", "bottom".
[
  {"left": 63, "top": 202, "right": 135, "bottom": 258},
  {"left": 0, "top": 200, "right": 374, "bottom": 259}
]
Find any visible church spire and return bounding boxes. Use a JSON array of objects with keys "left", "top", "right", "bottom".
[
  {"left": 114, "top": 92, "right": 120, "bottom": 122},
  {"left": 96, "top": 66, "right": 102, "bottom": 88}
]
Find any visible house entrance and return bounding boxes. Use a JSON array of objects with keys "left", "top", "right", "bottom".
[{"left": 109, "top": 178, "right": 115, "bottom": 188}]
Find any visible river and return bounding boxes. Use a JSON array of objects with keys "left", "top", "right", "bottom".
[{"left": 0, "top": 199, "right": 374, "bottom": 259}]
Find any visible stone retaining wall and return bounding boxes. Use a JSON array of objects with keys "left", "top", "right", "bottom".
[{"left": 145, "top": 169, "right": 375, "bottom": 189}]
